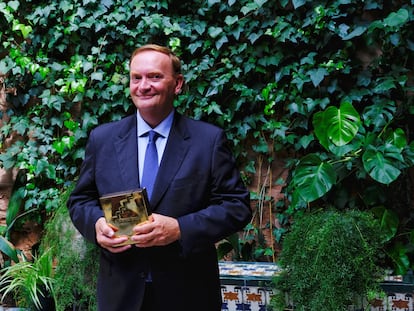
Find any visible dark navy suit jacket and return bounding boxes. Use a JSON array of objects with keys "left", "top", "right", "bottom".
[{"left": 67, "top": 112, "right": 251, "bottom": 311}]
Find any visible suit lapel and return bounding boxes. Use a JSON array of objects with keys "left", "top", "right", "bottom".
[
  {"left": 150, "top": 114, "right": 190, "bottom": 210},
  {"left": 113, "top": 115, "right": 140, "bottom": 191}
]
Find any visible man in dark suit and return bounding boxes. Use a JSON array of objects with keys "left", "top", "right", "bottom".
[{"left": 67, "top": 44, "right": 251, "bottom": 311}]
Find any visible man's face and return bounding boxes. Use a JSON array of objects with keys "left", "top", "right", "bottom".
[{"left": 129, "top": 50, "right": 183, "bottom": 121}]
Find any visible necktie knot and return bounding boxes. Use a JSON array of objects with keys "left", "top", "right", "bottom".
[{"left": 148, "top": 130, "right": 160, "bottom": 143}]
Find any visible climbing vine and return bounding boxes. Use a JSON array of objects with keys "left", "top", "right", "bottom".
[{"left": 0, "top": 0, "right": 413, "bottom": 272}]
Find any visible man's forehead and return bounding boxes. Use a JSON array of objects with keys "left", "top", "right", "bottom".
[
  {"left": 132, "top": 50, "right": 169, "bottom": 63},
  {"left": 130, "top": 51, "right": 174, "bottom": 72}
]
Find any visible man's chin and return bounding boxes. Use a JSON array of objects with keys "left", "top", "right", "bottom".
[
  {"left": 136, "top": 97, "right": 156, "bottom": 106},
  {"left": 137, "top": 101, "right": 159, "bottom": 112}
]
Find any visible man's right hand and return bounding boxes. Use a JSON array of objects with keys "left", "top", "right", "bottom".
[{"left": 95, "top": 217, "right": 131, "bottom": 253}]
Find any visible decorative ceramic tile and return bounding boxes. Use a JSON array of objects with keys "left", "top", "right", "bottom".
[
  {"left": 221, "top": 284, "right": 273, "bottom": 311},
  {"left": 219, "top": 261, "right": 279, "bottom": 311},
  {"left": 219, "top": 261, "right": 282, "bottom": 279},
  {"left": 219, "top": 261, "right": 414, "bottom": 311},
  {"left": 370, "top": 283, "right": 414, "bottom": 311}
]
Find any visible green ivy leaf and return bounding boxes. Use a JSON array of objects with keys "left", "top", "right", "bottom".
[
  {"left": 53, "top": 141, "right": 64, "bottom": 155},
  {"left": 308, "top": 67, "right": 328, "bottom": 87},
  {"left": 193, "top": 22, "right": 206, "bottom": 35},
  {"left": 91, "top": 71, "right": 104, "bottom": 81},
  {"left": 292, "top": 0, "right": 306, "bottom": 9},
  {"left": 8, "top": 1, "right": 20, "bottom": 11},
  {"left": 252, "top": 136, "right": 269, "bottom": 154},
  {"left": 240, "top": 3, "right": 258, "bottom": 15},
  {"left": 341, "top": 25, "right": 367, "bottom": 40},
  {"left": 292, "top": 154, "right": 337, "bottom": 202},
  {"left": 208, "top": 26, "right": 222, "bottom": 38},
  {"left": 384, "top": 8, "right": 409, "bottom": 27},
  {"left": 215, "top": 35, "right": 228, "bottom": 49},
  {"left": 13, "top": 118, "right": 30, "bottom": 135},
  {"left": 12, "top": 20, "right": 32, "bottom": 39},
  {"left": 224, "top": 15, "right": 238, "bottom": 26},
  {"left": 64, "top": 119, "right": 78, "bottom": 131}
]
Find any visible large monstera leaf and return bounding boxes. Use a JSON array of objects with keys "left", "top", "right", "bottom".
[
  {"left": 313, "top": 101, "right": 361, "bottom": 149},
  {"left": 362, "top": 144, "right": 403, "bottom": 185},
  {"left": 362, "top": 128, "right": 407, "bottom": 185},
  {"left": 292, "top": 154, "right": 337, "bottom": 203}
]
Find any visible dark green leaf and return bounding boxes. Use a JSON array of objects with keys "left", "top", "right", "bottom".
[
  {"left": 6, "top": 187, "right": 25, "bottom": 228},
  {"left": 387, "top": 242, "right": 410, "bottom": 275},
  {"left": 371, "top": 206, "right": 399, "bottom": 242},
  {"left": 362, "top": 146, "right": 402, "bottom": 184},
  {"left": 224, "top": 15, "right": 238, "bottom": 26},
  {"left": 208, "top": 26, "right": 222, "bottom": 38},
  {"left": 341, "top": 25, "right": 367, "bottom": 40},
  {"left": 384, "top": 8, "right": 409, "bottom": 27},
  {"left": 0, "top": 236, "right": 19, "bottom": 263},
  {"left": 91, "top": 71, "right": 104, "bottom": 81},
  {"left": 292, "top": 154, "right": 336, "bottom": 202},
  {"left": 308, "top": 68, "right": 328, "bottom": 87},
  {"left": 384, "top": 128, "right": 407, "bottom": 150},
  {"left": 324, "top": 102, "right": 361, "bottom": 146},
  {"left": 373, "top": 78, "right": 396, "bottom": 93},
  {"left": 312, "top": 111, "right": 330, "bottom": 151},
  {"left": 292, "top": 0, "right": 306, "bottom": 9}
]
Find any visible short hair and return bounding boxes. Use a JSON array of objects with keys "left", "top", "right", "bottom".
[{"left": 129, "top": 44, "right": 182, "bottom": 75}]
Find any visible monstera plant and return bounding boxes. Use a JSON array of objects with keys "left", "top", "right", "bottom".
[{"left": 288, "top": 100, "right": 414, "bottom": 274}]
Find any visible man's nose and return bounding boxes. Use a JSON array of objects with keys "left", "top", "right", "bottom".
[{"left": 138, "top": 77, "right": 151, "bottom": 91}]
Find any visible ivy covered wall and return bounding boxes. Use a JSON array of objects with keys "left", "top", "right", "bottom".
[{"left": 1, "top": 0, "right": 414, "bottom": 270}]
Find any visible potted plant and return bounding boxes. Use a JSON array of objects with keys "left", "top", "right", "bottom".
[
  {"left": 0, "top": 248, "right": 55, "bottom": 310},
  {"left": 272, "top": 209, "right": 386, "bottom": 311}
]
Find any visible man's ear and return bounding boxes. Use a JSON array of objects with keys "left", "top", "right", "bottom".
[{"left": 174, "top": 74, "right": 184, "bottom": 95}]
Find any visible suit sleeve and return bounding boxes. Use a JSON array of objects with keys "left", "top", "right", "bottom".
[{"left": 177, "top": 130, "right": 251, "bottom": 256}]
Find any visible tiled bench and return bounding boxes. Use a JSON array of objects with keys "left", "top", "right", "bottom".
[
  {"left": 219, "top": 261, "right": 281, "bottom": 311},
  {"left": 219, "top": 261, "right": 414, "bottom": 311},
  {"left": 372, "top": 277, "right": 414, "bottom": 311}
]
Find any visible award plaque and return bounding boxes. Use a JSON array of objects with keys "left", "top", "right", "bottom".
[{"left": 99, "top": 188, "right": 151, "bottom": 247}]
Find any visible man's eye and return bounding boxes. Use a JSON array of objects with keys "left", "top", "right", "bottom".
[{"left": 151, "top": 74, "right": 162, "bottom": 80}]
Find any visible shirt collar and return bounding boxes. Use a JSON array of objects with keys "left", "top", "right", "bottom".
[{"left": 137, "top": 109, "right": 174, "bottom": 138}]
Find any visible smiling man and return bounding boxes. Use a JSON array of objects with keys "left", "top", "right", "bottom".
[{"left": 67, "top": 44, "right": 251, "bottom": 311}]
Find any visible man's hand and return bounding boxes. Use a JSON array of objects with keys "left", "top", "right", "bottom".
[
  {"left": 95, "top": 217, "right": 131, "bottom": 253},
  {"left": 131, "top": 213, "right": 181, "bottom": 247}
]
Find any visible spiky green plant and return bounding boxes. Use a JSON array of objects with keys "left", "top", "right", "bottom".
[{"left": 0, "top": 248, "right": 55, "bottom": 309}]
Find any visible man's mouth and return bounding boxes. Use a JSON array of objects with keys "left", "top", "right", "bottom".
[{"left": 138, "top": 95, "right": 155, "bottom": 100}]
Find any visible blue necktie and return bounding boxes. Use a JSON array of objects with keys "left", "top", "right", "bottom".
[{"left": 141, "top": 130, "right": 160, "bottom": 199}]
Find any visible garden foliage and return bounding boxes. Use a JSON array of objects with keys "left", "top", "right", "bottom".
[
  {"left": 272, "top": 210, "right": 385, "bottom": 310},
  {"left": 0, "top": 0, "right": 414, "bottom": 273}
]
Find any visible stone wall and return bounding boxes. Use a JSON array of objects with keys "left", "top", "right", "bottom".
[
  {"left": 0, "top": 75, "right": 17, "bottom": 227},
  {"left": 0, "top": 169, "right": 15, "bottom": 227}
]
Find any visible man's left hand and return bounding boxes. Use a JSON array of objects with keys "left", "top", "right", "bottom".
[{"left": 131, "top": 213, "right": 181, "bottom": 247}]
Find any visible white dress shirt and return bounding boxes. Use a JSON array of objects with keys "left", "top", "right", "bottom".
[{"left": 136, "top": 110, "right": 174, "bottom": 184}]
